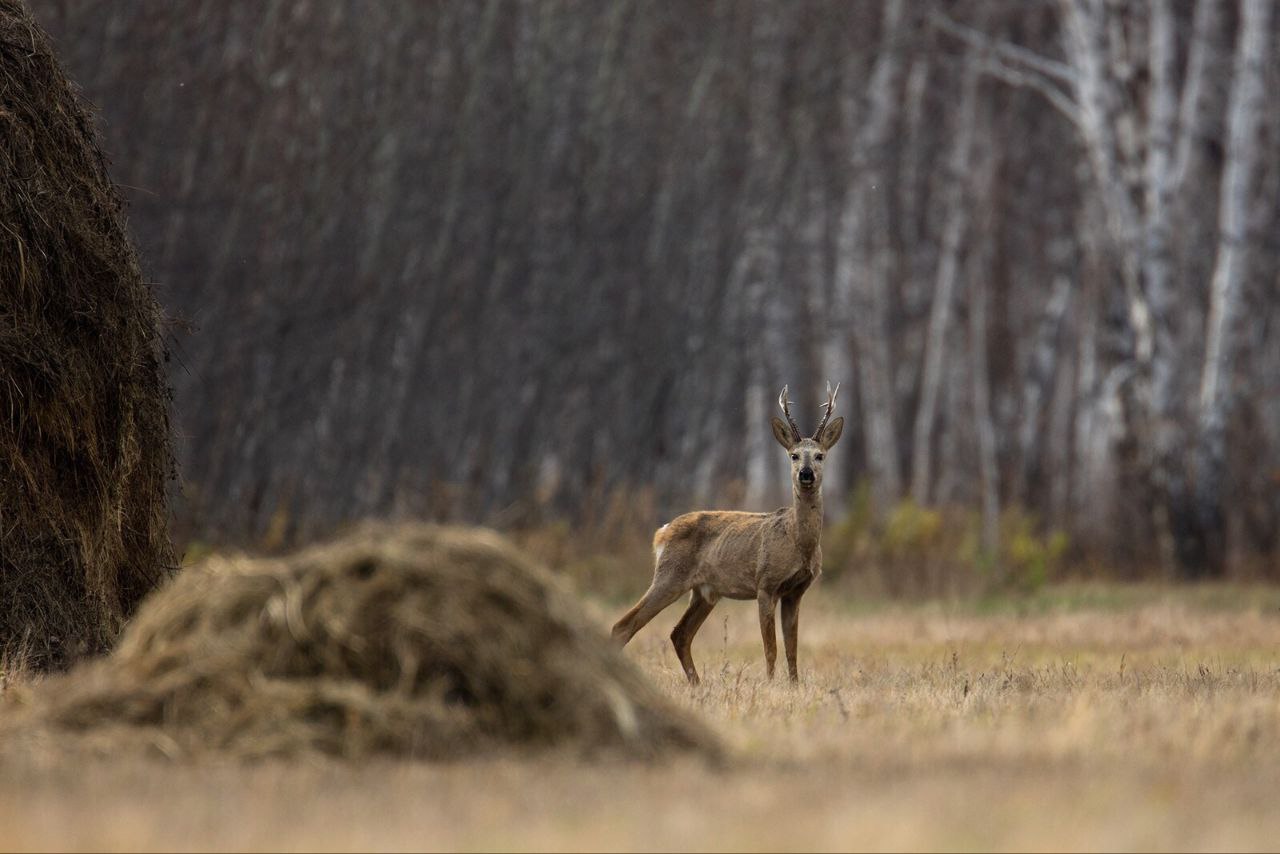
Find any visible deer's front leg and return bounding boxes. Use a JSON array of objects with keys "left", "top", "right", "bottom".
[
  {"left": 757, "top": 590, "right": 778, "bottom": 680},
  {"left": 781, "top": 592, "right": 802, "bottom": 683}
]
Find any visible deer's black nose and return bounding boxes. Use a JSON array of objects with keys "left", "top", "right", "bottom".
[{"left": 798, "top": 468, "right": 815, "bottom": 484}]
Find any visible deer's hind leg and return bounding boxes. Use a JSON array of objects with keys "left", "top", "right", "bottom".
[
  {"left": 611, "top": 571, "right": 687, "bottom": 647},
  {"left": 670, "top": 589, "right": 717, "bottom": 685}
]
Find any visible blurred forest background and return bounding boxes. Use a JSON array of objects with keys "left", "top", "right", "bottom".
[{"left": 30, "top": 0, "right": 1280, "bottom": 587}]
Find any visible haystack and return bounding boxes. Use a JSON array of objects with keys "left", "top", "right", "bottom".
[
  {"left": 4, "top": 525, "right": 718, "bottom": 761},
  {"left": 0, "top": 0, "right": 175, "bottom": 668}
]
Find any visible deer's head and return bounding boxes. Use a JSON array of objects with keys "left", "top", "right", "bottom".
[{"left": 771, "top": 382, "right": 843, "bottom": 495}]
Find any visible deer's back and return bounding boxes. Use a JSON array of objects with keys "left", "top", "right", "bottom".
[{"left": 654, "top": 508, "right": 788, "bottom": 599}]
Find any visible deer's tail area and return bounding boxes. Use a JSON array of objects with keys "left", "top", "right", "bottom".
[{"left": 653, "top": 522, "right": 672, "bottom": 563}]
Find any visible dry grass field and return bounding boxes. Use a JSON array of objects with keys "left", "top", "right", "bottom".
[{"left": 3, "top": 583, "right": 1280, "bottom": 851}]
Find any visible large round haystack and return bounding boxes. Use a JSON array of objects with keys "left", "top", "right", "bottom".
[
  {"left": 0, "top": 0, "right": 175, "bottom": 668},
  {"left": 4, "top": 525, "right": 718, "bottom": 761}
]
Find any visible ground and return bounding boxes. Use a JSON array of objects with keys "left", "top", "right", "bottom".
[{"left": 3, "top": 583, "right": 1280, "bottom": 851}]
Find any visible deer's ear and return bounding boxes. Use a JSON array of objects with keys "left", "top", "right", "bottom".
[
  {"left": 818, "top": 416, "right": 844, "bottom": 450},
  {"left": 770, "top": 417, "right": 796, "bottom": 450}
]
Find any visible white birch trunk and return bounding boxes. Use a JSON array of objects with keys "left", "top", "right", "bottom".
[
  {"left": 735, "top": 9, "right": 785, "bottom": 508},
  {"left": 1058, "top": 0, "right": 1146, "bottom": 352},
  {"left": 1060, "top": 0, "right": 1186, "bottom": 571},
  {"left": 1142, "top": 0, "right": 1180, "bottom": 463},
  {"left": 836, "top": 0, "right": 908, "bottom": 511},
  {"left": 1173, "top": 0, "right": 1226, "bottom": 193},
  {"left": 1193, "top": 0, "right": 1272, "bottom": 573},
  {"left": 1014, "top": 273, "right": 1071, "bottom": 507},
  {"left": 910, "top": 56, "right": 979, "bottom": 505},
  {"left": 969, "top": 273, "right": 1000, "bottom": 557},
  {"left": 1199, "top": 0, "right": 1271, "bottom": 422}
]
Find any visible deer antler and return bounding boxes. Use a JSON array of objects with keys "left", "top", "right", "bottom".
[
  {"left": 777, "top": 385, "right": 802, "bottom": 443},
  {"left": 813, "top": 381, "right": 840, "bottom": 438}
]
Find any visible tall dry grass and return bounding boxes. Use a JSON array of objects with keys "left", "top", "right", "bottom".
[
  {"left": 3, "top": 587, "right": 1280, "bottom": 850},
  {"left": 630, "top": 594, "right": 1280, "bottom": 770}
]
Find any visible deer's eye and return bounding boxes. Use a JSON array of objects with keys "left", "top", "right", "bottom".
[
  {"left": 815, "top": 454, "right": 824, "bottom": 461},
  {"left": 791, "top": 453, "right": 799, "bottom": 461}
]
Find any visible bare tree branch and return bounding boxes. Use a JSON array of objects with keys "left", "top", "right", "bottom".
[
  {"left": 930, "top": 10, "right": 1076, "bottom": 84},
  {"left": 977, "top": 55, "right": 1081, "bottom": 126}
]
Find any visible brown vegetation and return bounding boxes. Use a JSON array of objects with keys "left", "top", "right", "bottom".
[
  {"left": 0, "top": 0, "right": 174, "bottom": 670},
  {"left": 3, "top": 589, "right": 1280, "bottom": 850},
  {"left": 510, "top": 493, "right": 1078, "bottom": 607},
  {"left": 2, "top": 525, "right": 717, "bottom": 761}
]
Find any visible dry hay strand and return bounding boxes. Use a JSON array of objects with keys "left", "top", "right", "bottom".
[
  {"left": 2, "top": 525, "right": 719, "bottom": 761},
  {"left": 0, "top": 0, "right": 175, "bottom": 669}
]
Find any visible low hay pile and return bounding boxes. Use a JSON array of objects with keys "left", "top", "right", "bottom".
[
  {"left": 0, "top": 0, "right": 175, "bottom": 668},
  {"left": 3, "top": 525, "right": 718, "bottom": 761}
]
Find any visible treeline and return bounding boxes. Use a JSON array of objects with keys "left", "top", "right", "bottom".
[{"left": 31, "top": 0, "right": 1280, "bottom": 577}]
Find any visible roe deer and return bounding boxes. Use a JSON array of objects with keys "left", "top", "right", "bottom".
[{"left": 612, "top": 382, "right": 843, "bottom": 684}]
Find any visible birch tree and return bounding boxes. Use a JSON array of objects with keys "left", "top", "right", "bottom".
[
  {"left": 910, "top": 49, "right": 980, "bottom": 505},
  {"left": 836, "top": 0, "right": 910, "bottom": 511},
  {"left": 33, "top": 0, "right": 1280, "bottom": 575},
  {"left": 1193, "top": 0, "right": 1273, "bottom": 575}
]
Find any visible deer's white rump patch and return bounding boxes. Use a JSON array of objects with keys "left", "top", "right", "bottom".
[{"left": 654, "top": 524, "right": 669, "bottom": 562}]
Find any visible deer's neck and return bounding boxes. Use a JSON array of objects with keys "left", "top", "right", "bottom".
[{"left": 790, "top": 488, "right": 823, "bottom": 557}]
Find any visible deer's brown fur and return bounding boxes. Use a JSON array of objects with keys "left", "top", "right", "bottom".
[{"left": 612, "top": 384, "right": 843, "bottom": 684}]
